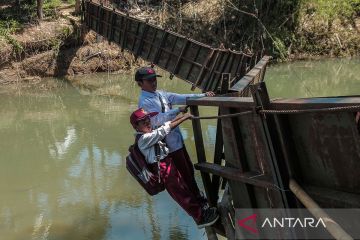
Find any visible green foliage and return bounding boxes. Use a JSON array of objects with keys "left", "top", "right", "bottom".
[
  {"left": 44, "top": 0, "right": 62, "bottom": 9},
  {"left": 0, "top": 19, "right": 22, "bottom": 34},
  {"left": 303, "top": 0, "right": 360, "bottom": 20},
  {"left": 0, "top": 19, "right": 23, "bottom": 55},
  {"left": 221, "top": 0, "right": 360, "bottom": 60}
]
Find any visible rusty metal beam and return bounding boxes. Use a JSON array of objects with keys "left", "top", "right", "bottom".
[
  {"left": 194, "top": 162, "right": 275, "bottom": 189},
  {"left": 270, "top": 97, "right": 360, "bottom": 110},
  {"left": 187, "top": 97, "right": 254, "bottom": 108},
  {"left": 190, "top": 106, "right": 217, "bottom": 206},
  {"left": 230, "top": 55, "right": 270, "bottom": 92}
]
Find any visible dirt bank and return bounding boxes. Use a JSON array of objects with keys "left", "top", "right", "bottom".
[{"left": 0, "top": 3, "right": 143, "bottom": 86}]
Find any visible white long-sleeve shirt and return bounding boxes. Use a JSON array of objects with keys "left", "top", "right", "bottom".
[
  {"left": 137, "top": 121, "right": 171, "bottom": 164},
  {"left": 138, "top": 90, "right": 205, "bottom": 153}
]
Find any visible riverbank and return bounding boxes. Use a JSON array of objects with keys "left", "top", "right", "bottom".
[
  {"left": 0, "top": 0, "right": 359, "bottom": 86},
  {"left": 0, "top": 2, "right": 145, "bottom": 85}
]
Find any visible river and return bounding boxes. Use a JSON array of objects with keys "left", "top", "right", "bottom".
[{"left": 0, "top": 58, "right": 359, "bottom": 240}]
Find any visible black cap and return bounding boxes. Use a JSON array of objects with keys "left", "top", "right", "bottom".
[{"left": 134, "top": 67, "right": 162, "bottom": 81}]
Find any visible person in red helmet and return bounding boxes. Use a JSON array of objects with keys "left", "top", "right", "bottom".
[{"left": 130, "top": 108, "right": 219, "bottom": 228}]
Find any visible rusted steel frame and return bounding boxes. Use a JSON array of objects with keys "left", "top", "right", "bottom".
[
  {"left": 218, "top": 74, "right": 230, "bottom": 99},
  {"left": 220, "top": 107, "right": 257, "bottom": 208},
  {"left": 194, "top": 163, "right": 275, "bottom": 189},
  {"left": 190, "top": 106, "right": 217, "bottom": 206},
  {"left": 83, "top": 1, "right": 89, "bottom": 25},
  {"left": 225, "top": 107, "right": 251, "bottom": 172},
  {"left": 135, "top": 23, "right": 149, "bottom": 57},
  {"left": 210, "top": 77, "right": 229, "bottom": 203},
  {"left": 186, "top": 96, "right": 254, "bottom": 108},
  {"left": 205, "top": 51, "right": 227, "bottom": 91},
  {"left": 191, "top": 48, "right": 215, "bottom": 91},
  {"left": 272, "top": 114, "right": 301, "bottom": 207},
  {"left": 115, "top": 19, "right": 122, "bottom": 44},
  {"left": 210, "top": 108, "right": 224, "bottom": 204},
  {"left": 184, "top": 44, "right": 202, "bottom": 80},
  {"left": 88, "top": 13, "right": 97, "bottom": 29},
  {"left": 152, "top": 47, "right": 203, "bottom": 67},
  {"left": 218, "top": 185, "right": 236, "bottom": 239},
  {"left": 210, "top": 52, "right": 232, "bottom": 91},
  {"left": 171, "top": 39, "right": 190, "bottom": 75},
  {"left": 130, "top": 21, "right": 141, "bottom": 52},
  {"left": 231, "top": 54, "right": 245, "bottom": 86},
  {"left": 289, "top": 179, "right": 353, "bottom": 240},
  {"left": 96, "top": 5, "right": 103, "bottom": 34},
  {"left": 109, "top": 10, "right": 116, "bottom": 41},
  {"left": 85, "top": 1, "right": 264, "bottom": 92},
  {"left": 269, "top": 97, "right": 360, "bottom": 110},
  {"left": 251, "top": 82, "right": 296, "bottom": 208},
  {"left": 230, "top": 55, "right": 270, "bottom": 92},
  {"left": 223, "top": 51, "right": 236, "bottom": 78},
  {"left": 153, "top": 31, "right": 168, "bottom": 64},
  {"left": 164, "top": 35, "right": 179, "bottom": 69},
  {"left": 203, "top": 50, "right": 223, "bottom": 91},
  {"left": 145, "top": 28, "right": 158, "bottom": 60},
  {"left": 303, "top": 185, "right": 360, "bottom": 207},
  {"left": 121, "top": 14, "right": 129, "bottom": 51}
]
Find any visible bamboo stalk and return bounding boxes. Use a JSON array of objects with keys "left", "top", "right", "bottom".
[{"left": 289, "top": 179, "right": 353, "bottom": 240}]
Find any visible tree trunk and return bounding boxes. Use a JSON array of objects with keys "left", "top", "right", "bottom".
[
  {"left": 75, "top": 0, "right": 81, "bottom": 15},
  {"left": 37, "top": 0, "right": 43, "bottom": 20}
]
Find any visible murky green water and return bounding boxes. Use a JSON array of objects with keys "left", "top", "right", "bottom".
[
  {"left": 265, "top": 58, "right": 360, "bottom": 98},
  {"left": 0, "top": 58, "right": 359, "bottom": 240}
]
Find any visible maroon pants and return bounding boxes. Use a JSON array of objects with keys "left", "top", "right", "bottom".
[
  {"left": 168, "top": 147, "right": 204, "bottom": 204},
  {"left": 160, "top": 157, "right": 202, "bottom": 223}
]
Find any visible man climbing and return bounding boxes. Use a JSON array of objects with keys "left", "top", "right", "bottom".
[{"left": 135, "top": 66, "right": 215, "bottom": 213}]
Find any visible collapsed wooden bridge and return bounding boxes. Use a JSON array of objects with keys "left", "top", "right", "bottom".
[{"left": 83, "top": 1, "right": 360, "bottom": 239}]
